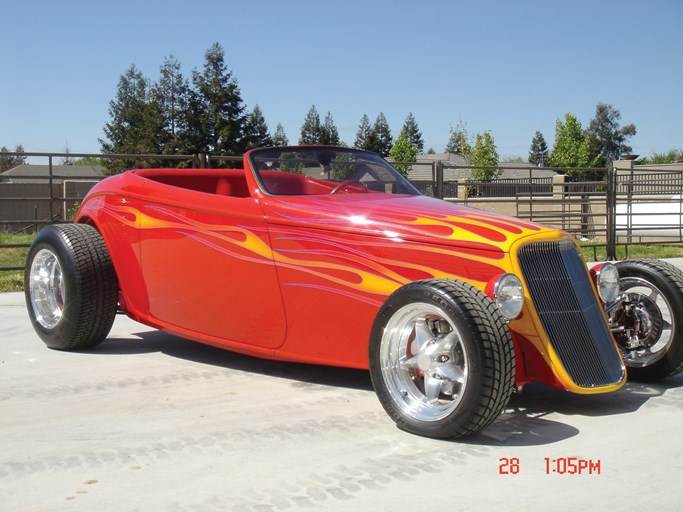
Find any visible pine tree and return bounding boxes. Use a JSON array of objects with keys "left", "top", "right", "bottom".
[
  {"left": 100, "top": 65, "right": 162, "bottom": 172},
  {"left": 244, "top": 105, "right": 273, "bottom": 149},
  {"left": 528, "top": 130, "right": 549, "bottom": 166},
  {"left": 319, "top": 112, "right": 340, "bottom": 145},
  {"left": 354, "top": 114, "right": 372, "bottom": 150},
  {"left": 272, "top": 123, "right": 289, "bottom": 146},
  {"left": 0, "top": 145, "right": 26, "bottom": 172},
  {"left": 191, "top": 42, "right": 247, "bottom": 156},
  {"left": 369, "top": 113, "right": 393, "bottom": 157},
  {"left": 152, "top": 55, "right": 190, "bottom": 155},
  {"left": 299, "top": 105, "right": 322, "bottom": 144},
  {"left": 401, "top": 113, "right": 424, "bottom": 154}
]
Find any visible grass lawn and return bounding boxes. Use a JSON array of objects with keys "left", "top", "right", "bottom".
[{"left": 0, "top": 232, "right": 35, "bottom": 292}]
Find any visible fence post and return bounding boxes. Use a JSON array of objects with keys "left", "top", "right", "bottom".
[
  {"left": 606, "top": 164, "right": 617, "bottom": 260},
  {"left": 435, "top": 161, "right": 444, "bottom": 199},
  {"left": 48, "top": 155, "right": 54, "bottom": 223}
]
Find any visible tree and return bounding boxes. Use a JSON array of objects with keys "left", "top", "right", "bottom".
[
  {"left": 401, "top": 113, "right": 424, "bottom": 154},
  {"left": 586, "top": 103, "right": 636, "bottom": 165},
  {"left": 319, "top": 112, "right": 340, "bottom": 145},
  {"left": 368, "top": 112, "right": 393, "bottom": 157},
  {"left": 445, "top": 120, "right": 472, "bottom": 156},
  {"left": 550, "top": 113, "right": 596, "bottom": 179},
  {"left": 152, "top": 55, "right": 190, "bottom": 155},
  {"left": 299, "top": 105, "right": 322, "bottom": 144},
  {"left": 61, "top": 143, "right": 75, "bottom": 165},
  {"left": 354, "top": 114, "right": 372, "bottom": 150},
  {"left": 0, "top": 145, "right": 26, "bottom": 172},
  {"left": 467, "top": 131, "right": 500, "bottom": 197},
  {"left": 470, "top": 131, "right": 500, "bottom": 179},
  {"left": 243, "top": 105, "right": 273, "bottom": 149},
  {"left": 389, "top": 131, "right": 418, "bottom": 177},
  {"left": 190, "top": 42, "right": 247, "bottom": 156},
  {"left": 272, "top": 123, "right": 289, "bottom": 146},
  {"left": 100, "top": 65, "right": 163, "bottom": 172},
  {"left": 528, "top": 130, "right": 549, "bottom": 166},
  {"left": 637, "top": 150, "right": 683, "bottom": 165}
]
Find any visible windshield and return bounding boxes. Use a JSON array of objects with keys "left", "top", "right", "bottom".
[{"left": 247, "top": 146, "right": 420, "bottom": 196}]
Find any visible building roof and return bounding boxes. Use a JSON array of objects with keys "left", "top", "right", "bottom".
[
  {"left": 0, "top": 164, "right": 104, "bottom": 184},
  {"left": 405, "top": 153, "right": 558, "bottom": 181}
]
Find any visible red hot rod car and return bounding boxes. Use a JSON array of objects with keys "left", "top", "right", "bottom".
[{"left": 25, "top": 146, "right": 683, "bottom": 438}]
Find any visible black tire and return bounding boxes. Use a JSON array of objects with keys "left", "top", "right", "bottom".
[
  {"left": 610, "top": 259, "right": 683, "bottom": 381},
  {"left": 24, "top": 224, "right": 118, "bottom": 350},
  {"left": 369, "top": 279, "right": 515, "bottom": 439}
]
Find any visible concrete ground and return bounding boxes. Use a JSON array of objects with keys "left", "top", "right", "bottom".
[{"left": 2, "top": 280, "right": 683, "bottom": 512}]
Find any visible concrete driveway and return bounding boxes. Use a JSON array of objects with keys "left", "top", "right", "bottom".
[{"left": 2, "top": 285, "right": 682, "bottom": 511}]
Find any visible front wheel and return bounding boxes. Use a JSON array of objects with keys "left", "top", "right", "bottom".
[
  {"left": 25, "top": 224, "right": 119, "bottom": 350},
  {"left": 608, "top": 259, "right": 683, "bottom": 381},
  {"left": 369, "top": 279, "right": 515, "bottom": 439}
]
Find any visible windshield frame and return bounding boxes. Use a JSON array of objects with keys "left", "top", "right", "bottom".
[{"left": 246, "top": 145, "right": 421, "bottom": 197}]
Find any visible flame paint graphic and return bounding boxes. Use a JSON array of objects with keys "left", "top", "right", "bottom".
[{"left": 94, "top": 198, "right": 542, "bottom": 305}]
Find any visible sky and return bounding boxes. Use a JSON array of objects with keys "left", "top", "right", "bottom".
[{"left": 1, "top": 0, "right": 681, "bottom": 160}]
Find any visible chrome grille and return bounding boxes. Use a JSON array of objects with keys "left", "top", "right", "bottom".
[{"left": 518, "top": 239, "right": 624, "bottom": 388}]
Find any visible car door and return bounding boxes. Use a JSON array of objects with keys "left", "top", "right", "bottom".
[{"left": 138, "top": 183, "right": 287, "bottom": 349}]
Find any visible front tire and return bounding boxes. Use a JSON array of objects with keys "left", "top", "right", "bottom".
[
  {"left": 369, "top": 279, "right": 515, "bottom": 439},
  {"left": 25, "top": 224, "right": 118, "bottom": 350},
  {"left": 610, "top": 259, "right": 683, "bottom": 381}
]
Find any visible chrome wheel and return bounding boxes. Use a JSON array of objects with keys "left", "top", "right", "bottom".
[
  {"left": 28, "top": 248, "right": 65, "bottom": 329},
  {"left": 379, "top": 302, "right": 468, "bottom": 422},
  {"left": 609, "top": 276, "right": 674, "bottom": 367}
]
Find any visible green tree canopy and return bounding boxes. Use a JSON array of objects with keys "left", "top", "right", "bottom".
[
  {"left": 445, "top": 120, "right": 472, "bottom": 157},
  {"left": 244, "top": 105, "right": 273, "bottom": 149},
  {"left": 401, "top": 112, "right": 424, "bottom": 154},
  {"left": 272, "top": 123, "right": 289, "bottom": 146},
  {"left": 550, "top": 113, "right": 595, "bottom": 176},
  {"left": 586, "top": 103, "right": 636, "bottom": 165},
  {"left": 299, "top": 105, "right": 322, "bottom": 144},
  {"left": 367, "top": 113, "right": 393, "bottom": 157},
  {"left": 190, "top": 42, "right": 247, "bottom": 156},
  {"left": 354, "top": 114, "right": 372, "bottom": 150},
  {"left": 319, "top": 112, "right": 340, "bottom": 145},
  {"left": 100, "top": 65, "right": 163, "bottom": 172},
  {"left": 152, "top": 55, "right": 190, "bottom": 155},
  {"left": 470, "top": 131, "right": 500, "bottom": 181},
  {"left": 528, "top": 130, "right": 549, "bottom": 166},
  {"left": 389, "top": 131, "right": 417, "bottom": 177},
  {"left": 0, "top": 145, "right": 26, "bottom": 172}
]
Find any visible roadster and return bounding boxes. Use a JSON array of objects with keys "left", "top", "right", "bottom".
[{"left": 25, "top": 145, "right": 683, "bottom": 439}]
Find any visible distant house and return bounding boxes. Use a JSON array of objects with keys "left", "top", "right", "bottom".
[
  {"left": 0, "top": 165, "right": 105, "bottom": 230},
  {"left": 0, "top": 164, "right": 104, "bottom": 184}
]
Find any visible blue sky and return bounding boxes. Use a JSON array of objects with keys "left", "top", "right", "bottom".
[{"left": 1, "top": 0, "right": 681, "bottom": 159}]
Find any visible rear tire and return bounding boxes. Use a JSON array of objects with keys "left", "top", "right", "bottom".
[
  {"left": 369, "top": 279, "right": 515, "bottom": 439},
  {"left": 25, "top": 224, "right": 118, "bottom": 350}
]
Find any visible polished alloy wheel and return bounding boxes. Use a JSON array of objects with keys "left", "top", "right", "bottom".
[
  {"left": 379, "top": 302, "right": 468, "bottom": 422},
  {"left": 610, "top": 276, "right": 675, "bottom": 368},
  {"left": 28, "top": 248, "right": 65, "bottom": 330}
]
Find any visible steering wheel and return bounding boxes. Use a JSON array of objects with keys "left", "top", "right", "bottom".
[{"left": 330, "top": 180, "right": 367, "bottom": 194}]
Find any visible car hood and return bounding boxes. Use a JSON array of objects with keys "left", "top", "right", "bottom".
[{"left": 261, "top": 193, "right": 556, "bottom": 254}]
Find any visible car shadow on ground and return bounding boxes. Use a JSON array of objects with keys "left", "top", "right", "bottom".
[{"left": 92, "top": 329, "right": 683, "bottom": 446}]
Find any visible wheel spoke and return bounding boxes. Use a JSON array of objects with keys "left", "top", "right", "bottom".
[
  {"left": 435, "top": 363, "right": 465, "bottom": 385},
  {"left": 413, "top": 319, "right": 434, "bottom": 348},
  {"left": 424, "top": 375, "right": 443, "bottom": 402}
]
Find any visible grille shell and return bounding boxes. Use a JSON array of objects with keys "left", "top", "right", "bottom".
[{"left": 518, "top": 240, "right": 625, "bottom": 388}]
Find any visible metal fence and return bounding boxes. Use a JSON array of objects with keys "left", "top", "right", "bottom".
[{"left": 2, "top": 152, "right": 683, "bottom": 273}]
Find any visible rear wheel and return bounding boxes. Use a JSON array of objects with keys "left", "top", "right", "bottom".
[
  {"left": 25, "top": 224, "right": 118, "bottom": 350},
  {"left": 609, "top": 259, "right": 683, "bottom": 381},
  {"left": 369, "top": 279, "right": 515, "bottom": 439}
]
